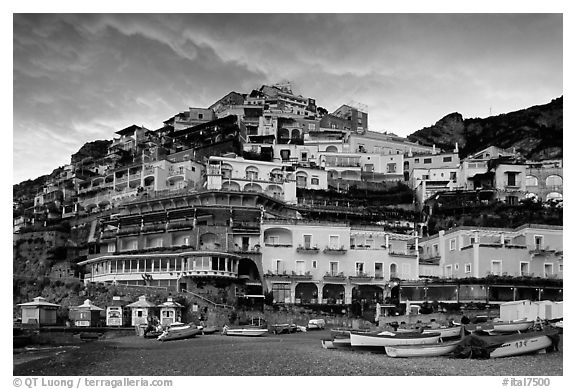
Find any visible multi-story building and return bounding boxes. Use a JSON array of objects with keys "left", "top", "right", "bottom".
[
  {"left": 418, "top": 224, "right": 563, "bottom": 280},
  {"left": 525, "top": 159, "right": 563, "bottom": 202},
  {"left": 261, "top": 220, "right": 419, "bottom": 304}
]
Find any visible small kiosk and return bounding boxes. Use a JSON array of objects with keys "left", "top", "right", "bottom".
[
  {"left": 18, "top": 296, "right": 60, "bottom": 326},
  {"left": 106, "top": 296, "right": 130, "bottom": 327},
  {"left": 158, "top": 297, "right": 183, "bottom": 326},
  {"left": 126, "top": 295, "right": 157, "bottom": 327},
  {"left": 71, "top": 299, "right": 104, "bottom": 327}
]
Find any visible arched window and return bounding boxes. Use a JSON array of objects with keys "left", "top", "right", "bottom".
[
  {"left": 295, "top": 172, "right": 308, "bottom": 188},
  {"left": 390, "top": 263, "right": 397, "bottom": 278},
  {"left": 545, "top": 175, "right": 562, "bottom": 187},
  {"left": 245, "top": 166, "right": 259, "bottom": 180},
  {"left": 525, "top": 175, "right": 538, "bottom": 187},
  {"left": 221, "top": 164, "right": 233, "bottom": 179},
  {"left": 326, "top": 145, "right": 338, "bottom": 153}
]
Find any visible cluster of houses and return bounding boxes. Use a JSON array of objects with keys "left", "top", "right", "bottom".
[{"left": 14, "top": 82, "right": 563, "bottom": 313}]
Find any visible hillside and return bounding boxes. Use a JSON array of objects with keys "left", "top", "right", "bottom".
[
  {"left": 70, "top": 139, "right": 112, "bottom": 164},
  {"left": 407, "top": 97, "right": 563, "bottom": 160}
]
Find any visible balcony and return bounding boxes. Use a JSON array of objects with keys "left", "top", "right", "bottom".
[
  {"left": 349, "top": 273, "right": 374, "bottom": 282},
  {"left": 232, "top": 221, "right": 260, "bottom": 231},
  {"left": 288, "top": 271, "right": 313, "bottom": 280},
  {"left": 323, "top": 272, "right": 346, "bottom": 282},
  {"left": 323, "top": 246, "right": 347, "bottom": 255},
  {"left": 167, "top": 220, "right": 195, "bottom": 231},
  {"left": 389, "top": 251, "right": 418, "bottom": 258},
  {"left": 265, "top": 243, "right": 293, "bottom": 248},
  {"left": 117, "top": 226, "right": 141, "bottom": 236},
  {"left": 296, "top": 246, "right": 319, "bottom": 254},
  {"left": 141, "top": 223, "right": 166, "bottom": 234}
]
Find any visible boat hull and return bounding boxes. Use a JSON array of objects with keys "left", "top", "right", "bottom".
[
  {"left": 321, "top": 339, "right": 335, "bottom": 349},
  {"left": 158, "top": 327, "right": 201, "bottom": 341},
  {"left": 223, "top": 328, "right": 268, "bottom": 337},
  {"left": 350, "top": 331, "right": 441, "bottom": 347},
  {"left": 385, "top": 340, "right": 462, "bottom": 358},
  {"left": 423, "top": 326, "right": 463, "bottom": 339},
  {"left": 492, "top": 321, "right": 533, "bottom": 333},
  {"left": 490, "top": 334, "right": 552, "bottom": 358}
]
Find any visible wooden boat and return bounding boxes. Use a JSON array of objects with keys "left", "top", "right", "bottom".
[
  {"left": 201, "top": 326, "right": 218, "bottom": 335},
  {"left": 458, "top": 329, "right": 559, "bottom": 358},
  {"left": 271, "top": 323, "right": 298, "bottom": 335},
  {"left": 385, "top": 339, "right": 463, "bottom": 358},
  {"left": 423, "top": 326, "right": 463, "bottom": 339},
  {"left": 222, "top": 325, "right": 268, "bottom": 337},
  {"left": 321, "top": 338, "right": 336, "bottom": 349},
  {"left": 492, "top": 319, "right": 534, "bottom": 333},
  {"left": 158, "top": 324, "right": 201, "bottom": 341},
  {"left": 350, "top": 330, "right": 441, "bottom": 348}
]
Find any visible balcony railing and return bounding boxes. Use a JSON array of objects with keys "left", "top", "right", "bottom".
[
  {"left": 323, "top": 246, "right": 347, "bottom": 255},
  {"left": 349, "top": 273, "right": 374, "bottom": 282},
  {"left": 296, "top": 246, "right": 319, "bottom": 253},
  {"left": 323, "top": 272, "right": 346, "bottom": 281}
]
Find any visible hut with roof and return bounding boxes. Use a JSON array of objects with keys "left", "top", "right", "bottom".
[
  {"left": 18, "top": 296, "right": 60, "bottom": 326},
  {"left": 70, "top": 299, "right": 104, "bottom": 327},
  {"left": 106, "top": 296, "right": 130, "bottom": 327},
  {"left": 158, "top": 296, "right": 184, "bottom": 326},
  {"left": 126, "top": 295, "right": 157, "bottom": 326}
]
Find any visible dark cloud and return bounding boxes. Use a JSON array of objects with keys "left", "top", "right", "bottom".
[{"left": 13, "top": 13, "right": 562, "bottom": 183}]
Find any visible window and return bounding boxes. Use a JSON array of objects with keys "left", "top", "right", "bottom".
[
  {"left": 312, "top": 260, "right": 317, "bottom": 269},
  {"left": 301, "top": 152, "right": 308, "bottom": 161},
  {"left": 432, "top": 244, "right": 439, "bottom": 255},
  {"left": 424, "top": 158, "right": 432, "bottom": 164},
  {"left": 137, "top": 310, "right": 143, "bottom": 317},
  {"left": 268, "top": 235, "right": 279, "bottom": 245},
  {"left": 506, "top": 196, "right": 518, "bottom": 206},
  {"left": 374, "top": 263, "right": 383, "bottom": 279},
  {"left": 311, "top": 177, "right": 319, "bottom": 185},
  {"left": 414, "top": 158, "right": 420, "bottom": 163},
  {"left": 507, "top": 172, "right": 517, "bottom": 186},
  {"left": 491, "top": 260, "right": 502, "bottom": 276},
  {"left": 443, "top": 156, "right": 452, "bottom": 162},
  {"left": 308, "top": 123, "right": 316, "bottom": 131},
  {"left": 107, "top": 243, "right": 116, "bottom": 253},
  {"left": 303, "top": 234, "right": 312, "bottom": 249},
  {"left": 465, "top": 263, "right": 471, "bottom": 273},
  {"left": 534, "top": 235, "right": 543, "bottom": 250},
  {"left": 295, "top": 260, "right": 306, "bottom": 275},
  {"left": 445, "top": 265, "right": 453, "bottom": 278},
  {"left": 246, "top": 166, "right": 259, "bottom": 180},
  {"left": 520, "top": 262, "right": 529, "bottom": 276},
  {"left": 526, "top": 176, "right": 538, "bottom": 186},
  {"left": 390, "top": 263, "right": 397, "bottom": 278},
  {"left": 450, "top": 171, "right": 457, "bottom": 180},
  {"left": 470, "top": 237, "right": 476, "bottom": 245},
  {"left": 449, "top": 239, "right": 456, "bottom": 251},
  {"left": 329, "top": 235, "right": 340, "bottom": 249},
  {"left": 355, "top": 262, "right": 365, "bottom": 276},
  {"left": 454, "top": 264, "right": 459, "bottom": 271},
  {"left": 280, "top": 149, "right": 291, "bottom": 161},
  {"left": 329, "top": 261, "right": 339, "bottom": 275},
  {"left": 559, "top": 264, "right": 563, "bottom": 272},
  {"left": 198, "top": 113, "right": 204, "bottom": 119},
  {"left": 544, "top": 263, "right": 553, "bottom": 277},
  {"left": 387, "top": 163, "right": 396, "bottom": 173},
  {"left": 275, "top": 259, "right": 284, "bottom": 274}
]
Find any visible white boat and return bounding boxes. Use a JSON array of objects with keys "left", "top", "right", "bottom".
[
  {"left": 488, "top": 332, "right": 555, "bottom": 358},
  {"left": 423, "top": 326, "right": 463, "bottom": 339},
  {"left": 222, "top": 325, "right": 268, "bottom": 337},
  {"left": 321, "top": 339, "right": 336, "bottom": 349},
  {"left": 350, "top": 331, "right": 441, "bottom": 348},
  {"left": 492, "top": 319, "right": 534, "bottom": 333},
  {"left": 385, "top": 340, "right": 462, "bottom": 358},
  {"left": 464, "top": 329, "right": 559, "bottom": 358}
]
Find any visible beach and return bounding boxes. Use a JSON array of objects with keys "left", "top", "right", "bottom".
[{"left": 13, "top": 329, "right": 563, "bottom": 376}]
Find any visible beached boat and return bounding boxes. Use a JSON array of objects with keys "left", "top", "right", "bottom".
[
  {"left": 201, "top": 326, "right": 218, "bottom": 335},
  {"left": 321, "top": 338, "right": 336, "bottom": 349},
  {"left": 423, "top": 326, "right": 463, "bottom": 339},
  {"left": 158, "top": 324, "right": 201, "bottom": 341},
  {"left": 307, "top": 319, "right": 326, "bottom": 330},
  {"left": 457, "top": 329, "right": 559, "bottom": 359},
  {"left": 350, "top": 331, "right": 441, "bottom": 348},
  {"left": 271, "top": 323, "right": 298, "bottom": 335},
  {"left": 385, "top": 339, "right": 463, "bottom": 358},
  {"left": 222, "top": 325, "right": 268, "bottom": 337},
  {"left": 492, "top": 319, "right": 534, "bottom": 333}
]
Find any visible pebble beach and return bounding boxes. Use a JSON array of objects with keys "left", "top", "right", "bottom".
[{"left": 13, "top": 329, "right": 563, "bottom": 376}]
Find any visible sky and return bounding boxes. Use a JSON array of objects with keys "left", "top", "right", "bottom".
[{"left": 12, "top": 12, "right": 563, "bottom": 184}]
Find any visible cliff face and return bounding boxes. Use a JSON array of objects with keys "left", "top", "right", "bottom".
[
  {"left": 70, "top": 139, "right": 112, "bottom": 164},
  {"left": 407, "top": 97, "right": 563, "bottom": 160}
]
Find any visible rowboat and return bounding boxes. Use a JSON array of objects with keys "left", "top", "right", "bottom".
[
  {"left": 492, "top": 319, "right": 534, "bottom": 333},
  {"left": 201, "top": 326, "right": 218, "bottom": 335},
  {"left": 350, "top": 331, "right": 441, "bottom": 348},
  {"left": 271, "top": 323, "right": 298, "bottom": 335},
  {"left": 459, "top": 329, "right": 559, "bottom": 358},
  {"left": 385, "top": 339, "right": 463, "bottom": 358},
  {"left": 222, "top": 325, "right": 268, "bottom": 337},
  {"left": 423, "top": 326, "right": 463, "bottom": 339},
  {"left": 321, "top": 338, "right": 336, "bottom": 349},
  {"left": 157, "top": 324, "right": 201, "bottom": 341}
]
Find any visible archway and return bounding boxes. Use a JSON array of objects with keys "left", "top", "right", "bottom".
[
  {"left": 244, "top": 183, "right": 262, "bottom": 193},
  {"left": 295, "top": 283, "right": 318, "bottom": 304},
  {"left": 322, "top": 284, "right": 345, "bottom": 304},
  {"left": 326, "top": 145, "right": 338, "bottom": 152},
  {"left": 199, "top": 232, "right": 219, "bottom": 251},
  {"left": 352, "top": 285, "right": 385, "bottom": 304},
  {"left": 222, "top": 181, "right": 241, "bottom": 191},
  {"left": 545, "top": 175, "right": 562, "bottom": 187}
]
